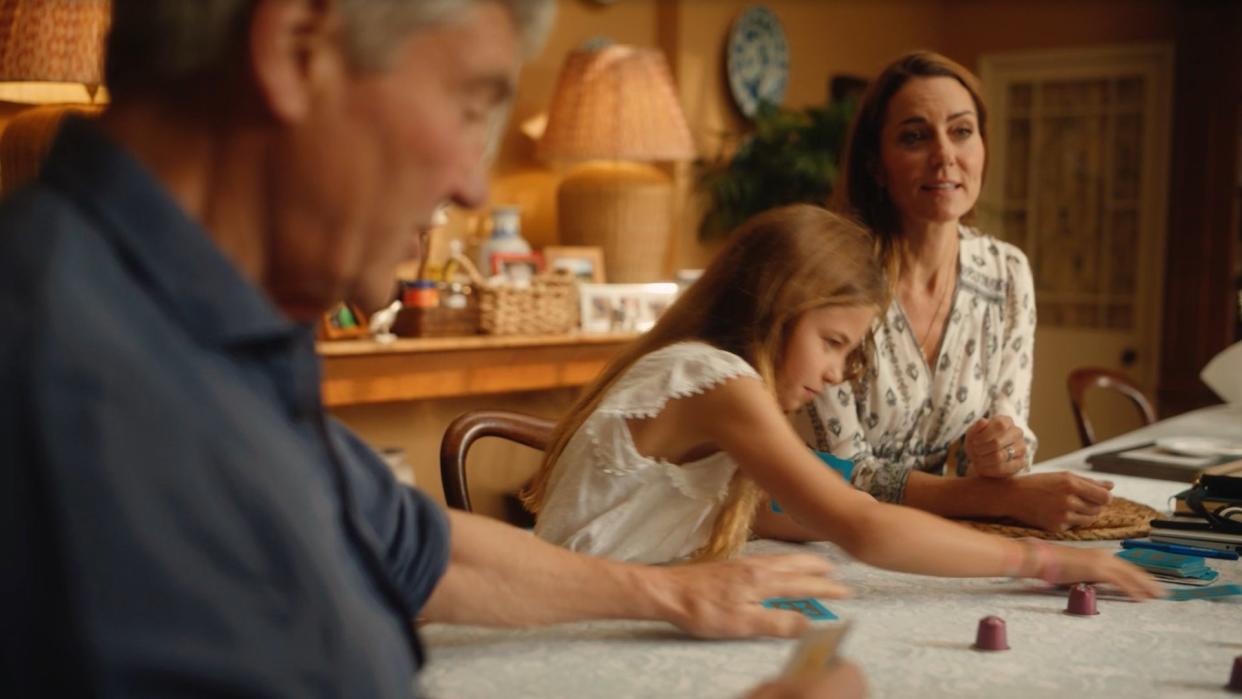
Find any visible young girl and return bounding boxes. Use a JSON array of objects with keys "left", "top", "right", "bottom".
[{"left": 522, "top": 205, "right": 1160, "bottom": 599}]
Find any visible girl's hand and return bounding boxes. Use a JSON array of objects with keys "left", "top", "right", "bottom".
[
  {"left": 964, "top": 416, "right": 1027, "bottom": 478},
  {"left": 1033, "top": 544, "right": 1165, "bottom": 601}
]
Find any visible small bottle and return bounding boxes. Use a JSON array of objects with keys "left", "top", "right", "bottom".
[
  {"left": 402, "top": 280, "right": 440, "bottom": 308},
  {"left": 442, "top": 282, "right": 470, "bottom": 309},
  {"left": 478, "top": 205, "right": 531, "bottom": 275}
]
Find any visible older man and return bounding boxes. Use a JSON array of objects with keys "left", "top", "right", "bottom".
[{"left": 1, "top": 1, "right": 862, "bottom": 696}]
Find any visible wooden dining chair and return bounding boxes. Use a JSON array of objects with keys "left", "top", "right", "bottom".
[
  {"left": 439, "top": 409, "right": 555, "bottom": 515},
  {"left": 1066, "top": 367, "right": 1157, "bottom": 448}
]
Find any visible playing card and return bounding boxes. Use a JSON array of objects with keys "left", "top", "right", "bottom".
[
  {"left": 783, "top": 621, "right": 852, "bottom": 678},
  {"left": 1152, "top": 570, "right": 1220, "bottom": 586},
  {"left": 1116, "top": 549, "right": 1211, "bottom": 577},
  {"left": 762, "top": 597, "right": 838, "bottom": 620}
]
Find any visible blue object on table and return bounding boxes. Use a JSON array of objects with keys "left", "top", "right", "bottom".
[
  {"left": 1116, "top": 548, "right": 1214, "bottom": 578},
  {"left": 1121, "top": 538, "right": 1240, "bottom": 561},
  {"left": 813, "top": 450, "right": 855, "bottom": 481},
  {"left": 771, "top": 450, "right": 854, "bottom": 513},
  {"left": 762, "top": 597, "right": 838, "bottom": 620},
  {"left": 1165, "top": 583, "right": 1242, "bottom": 602},
  {"left": 1155, "top": 568, "right": 1220, "bottom": 583}
]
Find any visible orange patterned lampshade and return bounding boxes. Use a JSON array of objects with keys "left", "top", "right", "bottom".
[
  {"left": 538, "top": 45, "right": 694, "bottom": 163},
  {"left": 0, "top": 0, "right": 109, "bottom": 104}
]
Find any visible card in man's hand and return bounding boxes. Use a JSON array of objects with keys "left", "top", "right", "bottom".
[{"left": 783, "top": 621, "right": 852, "bottom": 678}]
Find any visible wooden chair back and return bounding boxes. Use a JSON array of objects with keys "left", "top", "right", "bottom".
[
  {"left": 1067, "top": 367, "right": 1157, "bottom": 447},
  {"left": 439, "top": 409, "right": 554, "bottom": 513}
]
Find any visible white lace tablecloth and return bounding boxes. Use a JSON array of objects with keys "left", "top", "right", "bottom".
[{"left": 420, "top": 407, "right": 1242, "bottom": 698}]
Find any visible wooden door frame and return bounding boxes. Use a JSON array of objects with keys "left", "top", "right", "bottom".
[{"left": 1157, "top": 1, "right": 1242, "bottom": 417}]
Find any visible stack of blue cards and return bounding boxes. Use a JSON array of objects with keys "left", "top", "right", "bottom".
[{"left": 1116, "top": 548, "right": 1219, "bottom": 585}]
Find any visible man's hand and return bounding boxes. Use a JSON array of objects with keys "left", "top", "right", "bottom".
[
  {"left": 655, "top": 554, "right": 850, "bottom": 639},
  {"left": 1003, "top": 472, "right": 1114, "bottom": 531},
  {"left": 423, "top": 511, "right": 848, "bottom": 639},
  {"left": 745, "top": 661, "right": 867, "bottom": 699},
  {"left": 964, "top": 417, "right": 1028, "bottom": 478}
]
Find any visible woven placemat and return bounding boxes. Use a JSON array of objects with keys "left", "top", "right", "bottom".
[{"left": 955, "top": 496, "right": 1160, "bottom": 540}]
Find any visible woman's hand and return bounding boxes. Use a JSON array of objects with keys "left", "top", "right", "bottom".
[
  {"left": 964, "top": 416, "right": 1027, "bottom": 478},
  {"left": 1035, "top": 544, "right": 1165, "bottom": 601},
  {"left": 1002, "top": 472, "right": 1114, "bottom": 531}
]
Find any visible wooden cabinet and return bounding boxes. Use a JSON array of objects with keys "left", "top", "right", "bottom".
[{"left": 318, "top": 333, "right": 637, "bottom": 407}]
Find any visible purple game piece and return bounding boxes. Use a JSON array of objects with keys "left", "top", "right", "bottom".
[
  {"left": 1228, "top": 655, "right": 1242, "bottom": 693},
  {"left": 972, "top": 615, "right": 1009, "bottom": 651},
  {"left": 1065, "top": 583, "right": 1099, "bottom": 616}
]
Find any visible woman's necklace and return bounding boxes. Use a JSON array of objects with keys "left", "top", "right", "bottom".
[{"left": 916, "top": 243, "right": 958, "bottom": 362}]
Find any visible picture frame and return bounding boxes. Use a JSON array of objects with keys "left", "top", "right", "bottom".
[
  {"left": 318, "top": 301, "right": 370, "bottom": 340},
  {"left": 543, "top": 245, "right": 606, "bottom": 283},
  {"left": 490, "top": 252, "right": 544, "bottom": 284},
  {"left": 578, "top": 282, "right": 680, "bottom": 334}
]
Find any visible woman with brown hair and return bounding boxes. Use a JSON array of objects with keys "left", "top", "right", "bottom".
[
  {"left": 795, "top": 51, "right": 1113, "bottom": 531},
  {"left": 520, "top": 204, "right": 1158, "bottom": 599}
]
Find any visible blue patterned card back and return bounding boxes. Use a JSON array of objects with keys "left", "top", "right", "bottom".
[
  {"left": 1116, "top": 548, "right": 1210, "bottom": 576},
  {"left": 762, "top": 597, "right": 838, "bottom": 620}
]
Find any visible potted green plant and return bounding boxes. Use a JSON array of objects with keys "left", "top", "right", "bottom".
[{"left": 696, "top": 97, "right": 857, "bottom": 240}]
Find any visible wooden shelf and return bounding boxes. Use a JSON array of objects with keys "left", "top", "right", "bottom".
[{"left": 318, "top": 333, "right": 637, "bottom": 407}]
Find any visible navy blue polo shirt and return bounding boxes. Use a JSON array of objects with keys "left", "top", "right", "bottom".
[{"left": 1, "top": 117, "right": 450, "bottom": 696}]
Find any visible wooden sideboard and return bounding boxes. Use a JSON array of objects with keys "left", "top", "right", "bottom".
[{"left": 318, "top": 332, "right": 638, "bottom": 408}]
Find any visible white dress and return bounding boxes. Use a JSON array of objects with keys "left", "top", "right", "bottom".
[
  {"left": 792, "top": 226, "right": 1038, "bottom": 503},
  {"left": 533, "top": 341, "right": 761, "bottom": 564}
]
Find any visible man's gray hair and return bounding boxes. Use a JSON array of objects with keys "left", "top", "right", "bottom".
[{"left": 105, "top": 0, "right": 555, "bottom": 98}]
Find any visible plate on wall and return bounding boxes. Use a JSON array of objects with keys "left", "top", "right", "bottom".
[{"left": 726, "top": 5, "right": 789, "bottom": 118}]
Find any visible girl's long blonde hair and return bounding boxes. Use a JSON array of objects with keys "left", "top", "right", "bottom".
[{"left": 521, "top": 204, "right": 887, "bottom": 561}]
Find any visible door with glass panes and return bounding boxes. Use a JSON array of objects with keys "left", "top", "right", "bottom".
[{"left": 978, "top": 45, "right": 1172, "bottom": 458}]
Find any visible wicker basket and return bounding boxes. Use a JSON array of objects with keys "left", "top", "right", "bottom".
[
  {"left": 455, "top": 254, "right": 580, "bottom": 336},
  {"left": 392, "top": 302, "right": 480, "bottom": 338}
]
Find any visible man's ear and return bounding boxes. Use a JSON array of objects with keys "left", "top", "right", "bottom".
[{"left": 248, "top": 0, "right": 343, "bottom": 123}]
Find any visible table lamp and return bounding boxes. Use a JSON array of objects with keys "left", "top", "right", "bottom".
[
  {"left": 0, "top": 0, "right": 109, "bottom": 192},
  {"left": 538, "top": 45, "right": 694, "bottom": 283}
]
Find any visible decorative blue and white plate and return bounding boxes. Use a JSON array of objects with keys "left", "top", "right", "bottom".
[{"left": 726, "top": 5, "right": 789, "bottom": 118}]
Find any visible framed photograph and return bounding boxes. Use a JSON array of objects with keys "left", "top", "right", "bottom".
[
  {"left": 491, "top": 252, "right": 543, "bottom": 284},
  {"left": 543, "top": 245, "right": 606, "bottom": 283},
  {"left": 578, "top": 282, "right": 679, "bottom": 334},
  {"left": 318, "top": 301, "right": 369, "bottom": 340}
]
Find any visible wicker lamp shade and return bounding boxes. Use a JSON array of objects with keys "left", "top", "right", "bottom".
[
  {"left": 0, "top": 0, "right": 109, "bottom": 104},
  {"left": 539, "top": 46, "right": 693, "bottom": 162},
  {"left": 539, "top": 46, "right": 694, "bottom": 283}
]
